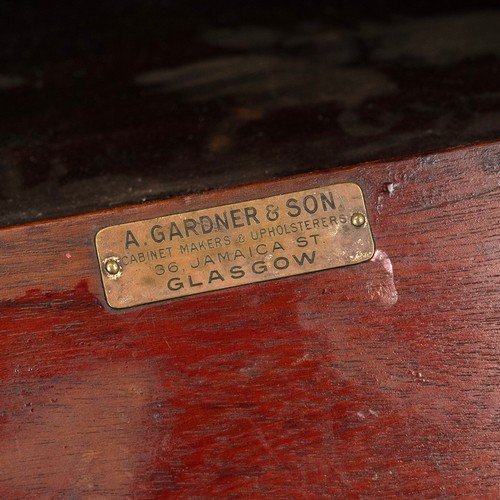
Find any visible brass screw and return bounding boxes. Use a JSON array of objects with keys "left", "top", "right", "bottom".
[
  {"left": 104, "top": 257, "right": 121, "bottom": 278},
  {"left": 351, "top": 213, "right": 366, "bottom": 227}
]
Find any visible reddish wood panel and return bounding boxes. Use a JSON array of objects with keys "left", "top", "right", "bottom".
[{"left": 0, "top": 142, "right": 499, "bottom": 497}]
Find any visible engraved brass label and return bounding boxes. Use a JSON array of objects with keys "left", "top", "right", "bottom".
[{"left": 95, "top": 183, "right": 374, "bottom": 308}]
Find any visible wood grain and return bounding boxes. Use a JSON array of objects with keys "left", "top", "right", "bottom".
[{"left": 0, "top": 142, "right": 499, "bottom": 497}]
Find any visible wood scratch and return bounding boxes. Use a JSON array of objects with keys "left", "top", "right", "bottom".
[{"left": 245, "top": 417, "right": 281, "bottom": 465}]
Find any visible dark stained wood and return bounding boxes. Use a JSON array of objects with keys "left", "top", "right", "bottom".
[
  {"left": 0, "top": 141, "right": 499, "bottom": 497},
  {"left": 3, "top": 2, "right": 500, "bottom": 228}
]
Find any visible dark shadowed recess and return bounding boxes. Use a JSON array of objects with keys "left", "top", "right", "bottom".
[{"left": 1, "top": 0, "right": 500, "bottom": 227}]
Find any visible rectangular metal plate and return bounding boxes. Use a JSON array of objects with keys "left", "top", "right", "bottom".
[{"left": 95, "top": 182, "right": 375, "bottom": 308}]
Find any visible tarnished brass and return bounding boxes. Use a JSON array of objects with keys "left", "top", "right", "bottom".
[
  {"left": 103, "top": 257, "right": 122, "bottom": 278},
  {"left": 351, "top": 213, "right": 366, "bottom": 227},
  {"left": 95, "top": 183, "right": 375, "bottom": 308}
]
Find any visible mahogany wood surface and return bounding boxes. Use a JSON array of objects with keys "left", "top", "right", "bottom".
[{"left": 0, "top": 141, "right": 499, "bottom": 497}]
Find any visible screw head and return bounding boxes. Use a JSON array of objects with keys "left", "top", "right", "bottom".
[
  {"left": 351, "top": 213, "right": 366, "bottom": 227},
  {"left": 104, "top": 257, "right": 121, "bottom": 277}
]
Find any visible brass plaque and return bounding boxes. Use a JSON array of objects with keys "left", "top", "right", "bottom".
[{"left": 95, "top": 183, "right": 374, "bottom": 308}]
